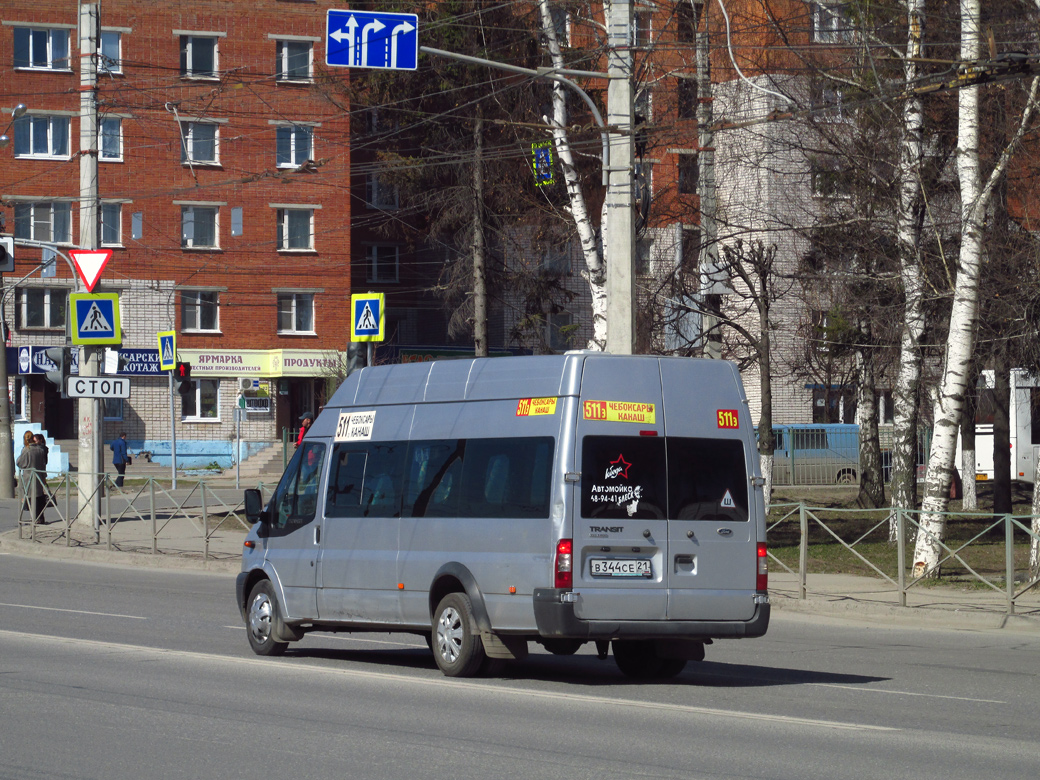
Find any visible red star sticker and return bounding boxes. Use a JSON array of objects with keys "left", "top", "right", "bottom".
[{"left": 609, "top": 453, "right": 631, "bottom": 479}]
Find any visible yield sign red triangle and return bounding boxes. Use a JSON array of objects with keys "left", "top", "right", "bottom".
[{"left": 69, "top": 249, "right": 113, "bottom": 292}]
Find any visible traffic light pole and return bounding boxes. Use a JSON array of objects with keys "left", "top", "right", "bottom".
[{"left": 169, "top": 370, "right": 178, "bottom": 490}]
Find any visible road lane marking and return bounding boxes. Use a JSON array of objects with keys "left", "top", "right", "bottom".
[
  {"left": 812, "top": 682, "right": 1006, "bottom": 704},
  {"left": 0, "top": 602, "right": 148, "bottom": 620},
  {"left": 1, "top": 629, "right": 895, "bottom": 733}
]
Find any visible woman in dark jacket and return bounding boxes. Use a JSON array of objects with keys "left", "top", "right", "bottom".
[{"left": 17, "top": 432, "right": 48, "bottom": 525}]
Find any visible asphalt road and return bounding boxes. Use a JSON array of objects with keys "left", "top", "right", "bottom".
[{"left": 1, "top": 554, "right": 1038, "bottom": 780}]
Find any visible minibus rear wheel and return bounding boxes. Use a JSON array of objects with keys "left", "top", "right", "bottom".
[
  {"left": 432, "top": 593, "right": 487, "bottom": 677},
  {"left": 246, "top": 580, "right": 289, "bottom": 657}
]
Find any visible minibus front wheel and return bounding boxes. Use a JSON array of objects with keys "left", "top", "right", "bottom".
[{"left": 246, "top": 580, "right": 289, "bottom": 657}]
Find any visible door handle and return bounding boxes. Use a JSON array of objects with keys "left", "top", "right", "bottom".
[{"left": 314, "top": 526, "right": 321, "bottom": 545}]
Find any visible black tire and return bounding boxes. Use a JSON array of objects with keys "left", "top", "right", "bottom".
[
  {"left": 432, "top": 593, "right": 487, "bottom": 677},
  {"left": 539, "top": 638, "right": 585, "bottom": 656},
  {"left": 612, "top": 640, "right": 664, "bottom": 678},
  {"left": 246, "top": 580, "right": 289, "bottom": 657},
  {"left": 657, "top": 657, "right": 688, "bottom": 678}
]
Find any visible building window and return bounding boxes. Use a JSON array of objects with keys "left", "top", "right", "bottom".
[
  {"left": 810, "top": 157, "right": 852, "bottom": 198},
  {"left": 276, "top": 208, "right": 314, "bottom": 250},
  {"left": 181, "top": 122, "right": 218, "bottom": 164},
  {"left": 810, "top": 80, "right": 847, "bottom": 121},
  {"left": 99, "top": 117, "right": 122, "bottom": 161},
  {"left": 277, "top": 293, "right": 315, "bottom": 334},
  {"left": 678, "top": 153, "right": 699, "bottom": 194},
  {"left": 13, "top": 377, "right": 28, "bottom": 421},
  {"left": 181, "top": 290, "right": 219, "bottom": 331},
  {"left": 276, "top": 40, "right": 312, "bottom": 81},
  {"left": 181, "top": 206, "right": 218, "bottom": 248},
  {"left": 677, "top": 3, "right": 702, "bottom": 43},
  {"left": 14, "top": 202, "right": 72, "bottom": 244},
  {"left": 103, "top": 398, "right": 123, "bottom": 421},
  {"left": 13, "top": 115, "right": 70, "bottom": 159},
  {"left": 366, "top": 174, "right": 399, "bottom": 210},
  {"left": 547, "top": 311, "right": 573, "bottom": 352},
  {"left": 367, "top": 245, "right": 400, "bottom": 283},
  {"left": 180, "top": 35, "right": 218, "bottom": 78},
  {"left": 100, "top": 203, "right": 121, "bottom": 246},
  {"left": 13, "top": 27, "right": 70, "bottom": 70},
  {"left": 812, "top": 3, "right": 852, "bottom": 43},
  {"left": 681, "top": 227, "right": 701, "bottom": 272},
  {"left": 677, "top": 77, "right": 698, "bottom": 120},
  {"left": 812, "top": 386, "right": 856, "bottom": 424},
  {"left": 182, "top": 379, "right": 220, "bottom": 420},
  {"left": 276, "top": 125, "right": 312, "bottom": 167},
  {"left": 541, "top": 239, "right": 571, "bottom": 274},
  {"left": 18, "top": 287, "right": 67, "bottom": 330},
  {"left": 99, "top": 30, "right": 122, "bottom": 74},
  {"left": 633, "top": 12, "right": 652, "bottom": 47}
]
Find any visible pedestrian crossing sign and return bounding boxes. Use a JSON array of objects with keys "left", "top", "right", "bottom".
[
  {"left": 70, "top": 292, "right": 121, "bottom": 345},
  {"left": 351, "top": 293, "right": 385, "bottom": 342},
  {"left": 157, "top": 331, "right": 177, "bottom": 371}
]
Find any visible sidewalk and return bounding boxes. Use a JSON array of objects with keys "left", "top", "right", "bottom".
[{"left": 2, "top": 496, "right": 1039, "bottom": 633}]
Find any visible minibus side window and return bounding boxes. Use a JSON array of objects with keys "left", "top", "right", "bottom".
[
  {"left": 405, "top": 440, "right": 464, "bottom": 518},
  {"left": 458, "top": 436, "right": 554, "bottom": 519},
  {"left": 325, "top": 441, "right": 406, "bottom": 518},
  {"left": 667, "top": 437, "right": 748, "bottom": 521},
  {"left": 270, "top": 441, "right": 326, "bottom": 532},
  {"left": 580, "top": 436, "right": 667, "bottom": 520}
]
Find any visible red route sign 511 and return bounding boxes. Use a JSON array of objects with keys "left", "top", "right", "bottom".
[{"left": 69, "top": 249, "right": 113, "bottom": 292}]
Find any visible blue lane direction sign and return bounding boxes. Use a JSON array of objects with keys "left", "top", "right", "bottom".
[
  {"left": 157, "top": 331, "right": 177, "bottom": 371},
  {"left": 351, "top": 293, "right": 385, "bottom": 342},
  {"left": 327, "top": 9, "right": 418, "bottom": 71},
  {"left": 70, "top": 293, "right": 121, "bottom": 346}
]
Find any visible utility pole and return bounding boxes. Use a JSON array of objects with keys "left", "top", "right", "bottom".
[
  {"left": 78, "top": 2, "right": 101, "bottom": 526},
  {"left": 696, "top": 3, "right": 723, "bottom": 360},
  {"left": 604, "top": 0, "right": 636, "bottom": 355}
]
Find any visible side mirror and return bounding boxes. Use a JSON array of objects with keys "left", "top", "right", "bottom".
[{"left": 243, "top": 489, "right": 267, "bottom": 524}]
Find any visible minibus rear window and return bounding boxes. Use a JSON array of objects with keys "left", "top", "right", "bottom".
[
  {"left": 667, "top": 438, "right": 749, "bottom": 521},
  {"left": 580, "top": 436, "right": 748, "bottom": 521}
]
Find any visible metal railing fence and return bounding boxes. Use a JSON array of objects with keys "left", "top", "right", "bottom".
[
  {"left": 767, "top": 501, "right": 1040, "bottom": 615},
  {"left": 16, "top": 469, "right": 274, "bottom": 559}
]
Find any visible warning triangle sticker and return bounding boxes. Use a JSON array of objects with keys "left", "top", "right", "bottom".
[
  {"left": 79, "top": 302, "right": 113, "bottom": 332},
  {"left": 720, "top": 489, "right": 735, "bottom": 508},
  {"left": 69, "top": 249, "right": 113, "bottom": 292}
]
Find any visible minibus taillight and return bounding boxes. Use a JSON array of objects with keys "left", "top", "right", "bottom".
[
  {"left": 555, "top": 538, "right": 573, "bottom": 589},
  {"left": 757, "top": 542, "right": 768, "bottom": 591}
]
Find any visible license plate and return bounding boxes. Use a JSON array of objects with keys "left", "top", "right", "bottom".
[{"left": 590, "top": 558, "right": 652, "bottom": 578}]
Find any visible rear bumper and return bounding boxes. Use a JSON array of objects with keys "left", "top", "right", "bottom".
[{"left": 532, "top": 588, "right": 770, "bottom": 640}]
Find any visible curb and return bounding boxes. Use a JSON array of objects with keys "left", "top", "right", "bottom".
[
  {"left": 769, "top": 590, "right": 1040, "bottom": 633},
  {"left": 0, "top": 530, "right": 240, "bottom": 574}
]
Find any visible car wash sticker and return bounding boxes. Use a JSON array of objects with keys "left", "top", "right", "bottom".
[
  {"left": 588, "top": 452, "right": 644, "bottom": 515},
  {"left": 516, "top": 397, "right": 558, "bottom": 416},
  {"left": 717, "top": 409, "right": 740, "bottom": 429},
  {"left": 334, "top": 410, "right": 376, "bottom": 441},
  {"left": 583, "top": 400, "right": 656, "bottom": 424}
]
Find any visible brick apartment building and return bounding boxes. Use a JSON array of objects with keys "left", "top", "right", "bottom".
[{"left": 2, "top": 0, "right": 354, "bottom": 464}]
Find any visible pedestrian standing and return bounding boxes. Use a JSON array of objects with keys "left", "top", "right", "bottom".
[
  {"left": 111, "top": 432, "right": 131, "bottom": 488},
  {"left": 296, "top": 412, "right": 314, "bottom": 449},
  {"left": 17, "top": 431, "right": 48, "bottom": 525}
]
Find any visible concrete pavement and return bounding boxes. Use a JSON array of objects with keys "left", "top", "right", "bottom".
[{"left": 2, "top": 493, "right": 1039, "bottom": 633}]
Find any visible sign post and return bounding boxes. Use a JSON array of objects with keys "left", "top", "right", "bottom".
[{"left": 351, "top": 292, "right": 385, "bottom": 366}]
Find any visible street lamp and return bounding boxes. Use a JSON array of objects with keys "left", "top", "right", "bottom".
[
  {"left": 0, "top": 103, "right": 28, "bottom": 149},
  {"left": 0, "top": 103, "right": 28, "bottom": 498}
]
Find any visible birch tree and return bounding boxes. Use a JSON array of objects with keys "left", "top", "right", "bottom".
[
  {"left": 888, "top": 0, "right": 928, "bottom": 530},
  {"left": 912, "top": 0, "right": 1040, "bottom": 576},
  {"left": 537, "top": 0, "right": 608, "bottom": 349}
]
